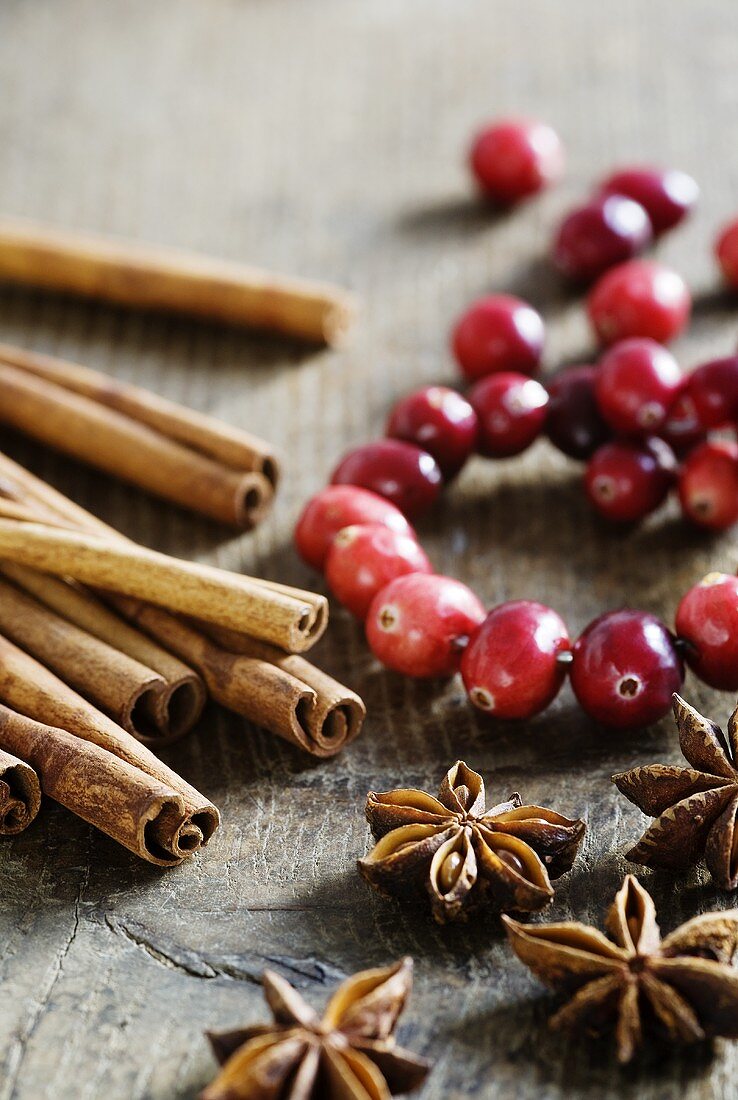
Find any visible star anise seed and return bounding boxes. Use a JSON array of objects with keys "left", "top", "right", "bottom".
[
  {"left": 504, "top": 874, "right": 738, "bottom": 1063},
  {"left": 358, "top": 761, "right": 586, "bottom": 924}
]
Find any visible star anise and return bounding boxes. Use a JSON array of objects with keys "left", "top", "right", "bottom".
[
  {"left": 614, "top": 694, "right": 738, "bottom": 889},
  {"left": 200, "top": 958, "right": 430, "bottom": 1100},
  {"left": 358, "top": 760, "right": 585, "bottom": 923},
  {"left": 504, "top": 874, "right": 738, "bottom": 1063}
]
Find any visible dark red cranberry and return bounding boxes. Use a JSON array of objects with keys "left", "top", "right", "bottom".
[
  {"left": 545, "top": 365, "right": 611, "bottom": 460},
  {"left": 716, "top": 219, "right": 738, "bottom": 288},
  {"left": 675, "top": 573, "right": 738, "bottom": 690},
  {"left": 461, "top": 601, "right": 570, "bottom": 719},
  {"left": 386, "top": 386, "right": 478, "bottom": 479},
  {"left": 680, "top": 357, "right": 738, "bottom": 429},
  {"left": 325, "top": 523, "right": 432, "bottom": 620},
  {"left": 584, "top": 438, "right": 676, "bottom": 523},
  {"left": 570, "top": 610, "right": 684, "bottom": 729},
  {"left": 469, "top": 372, "right": 549, "bottom": 458},
  {"left": 598, "top": 167, "right": 699, "bottom": 235},
  {"left": 365, "top": 573, "right": 485, "bottom": 679},
  {"left": 678, "top": 441, "right": 738, "bottom": 531},
  {"left": 658, "top": 384, "right": 708, "bottom": 457},
  {"left": 587, "top": 260, "right": 691, "bottom": 346},
  {"left": 294, "top": 485, "right": 414, "bottom": 571},
  {"left": 331, "top": 440, "right": 443, "bottom": 519},
  {"left": 452, "top": 295, "right": 544, "bottom": 382},
  {"left": 595, "top": 338, "right": 682, "bottom": 435},
  {"left": 469, "top": 119, "right": 564, "bottom": 204},
  {"left": 552, "top": 195, "right": 652, "bottom": 282}
]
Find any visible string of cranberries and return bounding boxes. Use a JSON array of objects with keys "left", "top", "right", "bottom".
[{"left": 294, "top": 118, "right": 738, "bottom": 733}]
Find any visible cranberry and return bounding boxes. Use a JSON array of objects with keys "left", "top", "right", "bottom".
[
  {"left": 678, "top": 442, "right": 738, "bottom": 531},
  {"left": 570, "top": 610, "right": 684, "bottom": 729},
  {"left": 386, "top": 386, "right": 478, "bottom": 479},
  {"left": 469, "top": 372, "right": 549, "bottom": 458},
  {"left": 325, "top": 523, "right": 432, "bottom": 620},
  {"left": 585, "top": 438, "right": 675, "bottom": 523},
  {"left": 461, "top": 601, "right": 570, "bottom": 719},
  {"left": 545, "top": 365, "right": 611, "bottom": 460},
  {"left": 295, "top": 485, "right": 414, "bottom": 571},
  {"left": 716, "top": 219, "right": 738, "bottom": 288},
  {"left": 331, "top": 440, "right": 442, "bottom": 520},
  {"left": 587, "top": 261, "right": 691, "bottom": 346},
  {"left": 598, "top": 167, "right": 698, "bottom": 235},
  {"left": 366, "top": 573, "right": 485, "bottom": 679},
  {"left": 595, "top": 338, "right": 682, "bottom": 435},
  {"left": 680, "top": 357, "right": 738, "bottom": 429},
  {"left": 469, "top": 119, "right": 564, "bottom": 204},
  {"left": 452, "top": 295, "right": 544, "bottom": 383},
  {"left": 676, "top": 574, "right": 738, "bottom": 690},
  {"left": 552, "top": 195, "right": 652, "bottom": 282},
  {"left": 658, "top": 384, "right": 708, "bottom": 457}
]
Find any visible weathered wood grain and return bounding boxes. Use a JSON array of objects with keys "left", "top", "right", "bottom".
[{"left": 2, "top": 0, "right": 738, "bottom": 1096}]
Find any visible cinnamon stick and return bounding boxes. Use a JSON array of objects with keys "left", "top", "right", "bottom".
[
  {"left": 0, "top": 704, "right": 202, "bottom": 865},
  {"left": 0, "top": 747, "right": 40, "bottom": 836},
  {"left": 0, "top": 634, "right": 219, "bottom": 858},
  {"left": 0, "top": 217, "right": 356, "bottom": 345}
]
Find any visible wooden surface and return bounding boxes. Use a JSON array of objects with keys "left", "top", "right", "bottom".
[{"left": 2, "top": 1, "right": 738, "bottom": 1097}]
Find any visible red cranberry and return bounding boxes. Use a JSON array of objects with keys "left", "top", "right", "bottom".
[
  {"left": 598, "top": 167, "right": 698, "bottom": 235},
  {"left": 595, "top": 338, "right": 682, "bottom": 435},
  {"left": 680, "top": 357, "right": 738, "bottom": 429},
  {"left": 570, "top": 610, "right": 683, "bottom": 729},
  {"left": 331, "top": 440, "right": 442, "bottom": 520},
  {"left": 552, "top": 195, "right": 652, "bottom": 282},
  {"left": 461, "top": 601, "right": 570, "bottom": 719},
  {"left": 386, "top": 386, "right": 478, "bottom": 479},
  {"left": 452, "top": 295, "right": 544, "bottom": 383},
  {"left": 678, "top": 441, "right": 738, "bottom": 531},
  {"left": 366, "top": 573, "right": 485, "bottom": 679},
  {"left": 325, "top": 524, "right": 432, "bottom": 620},
  {"left": 658, "top": 384, "right": 708, "bottom": 457},
  {"left": 716, "top": 219, "right": 738, "bottom": 288},
  {"left": 585, "top": 438, "right": 675, "bottom": 523},
  {"left": 295, "top": 485, "right": 414, "bottom": 571},
  {"left": 675, "top": 574, "right": 738, "bottom": 690},
  {"left": 545, "top": 365, "right": 612, "bottom": 460},
  {"left": 587, "top": 261, "right": 691, "bottom": 346},
  {"left": 469, "top": 119, "right": 564, "bottom": 204},
  {"left": 469, "top": 372, "right": 549, "bottom": 458}
]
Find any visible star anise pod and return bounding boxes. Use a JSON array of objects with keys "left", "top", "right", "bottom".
[
  {"left": 358, "top": 760, "right": 585, "bottom": 923},
  {"left": 200, "top": 957, "right": 430, "bottom": 1100},
  {"left": 504, "top": 874, "right": 738, "bottom": 1063},
  {"left": 614, "top": 694, "right": 738, "bottom": 889}
]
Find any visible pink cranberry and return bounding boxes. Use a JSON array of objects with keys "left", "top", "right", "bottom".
[
  {"left": 331, "top": 440, "right": 443, "bottom": 519},
  {"left": 325, "top": 523, "right": 432, "bottom": 620},
  {"left": 452, "top": 295, "right": 544, "bottom": 383},
  {"left": 678, "top": 441, "right": 738, "bottom": 531},
  {"left": 366, "top": 573, "right": 485, "bottom": 679},
  {"left": 716, "top": 219, "right": 738, "bottom": 288},
  {"left": 469, "top": 372, "right": 549, "bottom": 458},
  {"left": 587, "top": 261, "right": 691, "bottom": 346},
  {"left": 595, "top": 338, "right": 682, "bottom": 435},
  {"left": 461, "top": 601, "right": 570, "bottom": 719},
  {"left": 658, "top": 384, "right": 708, "bottom": 457},
  {"left": 294, "top": 485, "right": 414, "bottom": 571},
  {"left": 552, "top": 195, "right": 652, "bottom": 282},
  {"left": 598, "top": 167, "right": 698, "bottom": 235},
  {"left": 545, "top": 365, "right": 612, "bottom": 460},
  {"left": 386, "top": 386, "right": 478, "bottom": 479},
  {"left": 469, "top": 119, "right": 564, "bottom": 204},
  {"left": 585, "top": 438, "right": 675, "bottom": 523},
  {"left": 570, "top": 610, "right": 683, "bottom": 729},
  {"left": 675, "top": 574, "right": 738, "bottom": 690},
  {"left": 680, "top": 357, "right": 738, "bottom": 429}
]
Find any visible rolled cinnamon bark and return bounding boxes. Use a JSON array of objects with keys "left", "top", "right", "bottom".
[
  {"left": 0, "top": 217, "right": 356, "bottom": 345},
  {"left": 0, "top": 747, "right": 41, "bottom": 836},
  {"left": 0, "top": 358, "right": 273, "bottom": 528},
  {"left": 0, "top": 705, "right": 199, "bottom": 865},
  {"left": 0, "top": 634, "right": 219, "bottom": 857}
]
